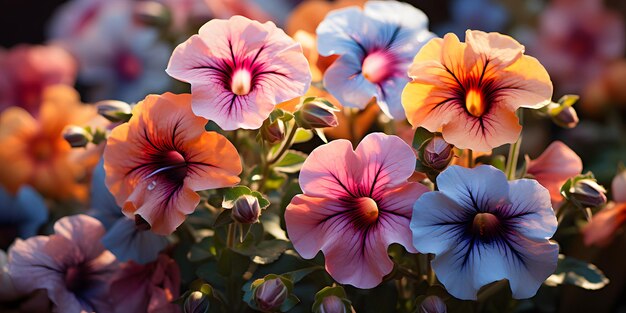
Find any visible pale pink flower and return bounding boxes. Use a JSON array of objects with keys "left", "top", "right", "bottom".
[
  {"left": 166, "top": 15, "right": 311, "bottom": 130},
  {"left": 285, "top": 133, "right": 428, "bottom": 288}
]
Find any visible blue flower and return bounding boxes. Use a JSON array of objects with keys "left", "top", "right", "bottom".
[
  {"left": 0, "top": 186, "right": 48, "bottom": 249},
  {"left": 316, "top": 0, "right": 435, "bottom": 119},
  {"left": 411, "top": 165, "right": 559, "bottom": 300},
  {"left": 89, "top": 160, "right": 169, "bottom": 264}
]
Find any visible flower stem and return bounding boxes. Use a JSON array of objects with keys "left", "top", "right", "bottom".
[
  {"left": 467, "top": 149, "right": 475, "bottom": 168},
  {"left": 267, "top": 121, "right": 298, "bottom": 165},
  {"left": 505, "top": 110, "right": 524, "bottom": 180},
  {"left": 226, "top": 223, "right": 236, "bottom": 248},
  {"left": 427, "top": 253, "right": 436, "bottom": 285},
  {"left": 346, "top": 108, "right": 358, "bottom": 147}
]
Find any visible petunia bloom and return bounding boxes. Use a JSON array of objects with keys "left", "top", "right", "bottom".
[
  {"left": 411, "top": 165, "right": 559, "bottom": 300},
  {"left": 285, "top": 132, "right": 428, "bottom": 288},
  {"left": 103, "top": 93, "right": 242, "bottom": 235},
  {"left": 109, "top": 254, "right": 181, "bottom": 313},
  {"left": 316, "top": 1, "right": 435, "bottom": 119},
  {"left": 7, "top": 215, "right": 118, "bottom": 312},
  {"left": 526, "top": 141, "right": 582, "bottom": 207},
  {"left": 402, "top": 30, "right": 553, "bottom": 152},
  {"left": 166, "top": 15, "right": 311, "bottom": 130},
  {"left": 0, "top": 85, "right": 103, "bottom": 200}
]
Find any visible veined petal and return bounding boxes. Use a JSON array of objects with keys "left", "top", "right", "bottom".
[
  {"left": 53, "top": 214, "right": 107, "bottom": 261},
  {"left": 183, "top": 131, "right": 242, "bottom": 190},
  {"left": 377, "top": 183, "right": 428, "bottom": 253},
  {"left": 494, "top": 55, "right": 553, "bottom": 110},
  {"left": 505, "top": 179, "right": 557, "bottom": 240},
  {"left": 323, "top": 54, "right": 377, "bottom": 109},
  {"left": 527, "top": 141, "right": 582, "bottom": 203},
  {"left": 376, "top": 73, "right": 411, "bottom": 119},
  {"left": 436, "top": 165, "right": 510, "bottom": 211},
  {"left": 316, "top": 6, "right": 369, "bottom": 56}
]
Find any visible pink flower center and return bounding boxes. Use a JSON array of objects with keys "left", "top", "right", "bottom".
[
  {"left": 231, "top": 69, "right": 252, "bottom": 96},
  {"left": 362, "top": 51, "right": 393, "bottom": 84},
  {"left": 115, "top": 52, "right": 143, "bottom": 81},
  {"left": 145, "top": 150, "right": 188, "bottom": 185},
  {"left": 356, "top": 197, "right": 379, "bottom": 224},
  {"left": 465, "top": 88, "right": 485, "bottom": 117},
  {"left": 472, "top": 212, "right": 500, "bottom": 242}
]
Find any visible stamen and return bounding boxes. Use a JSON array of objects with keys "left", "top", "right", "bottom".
[{"left": 231, "top": 69, "right": 252, "bottom": 96}]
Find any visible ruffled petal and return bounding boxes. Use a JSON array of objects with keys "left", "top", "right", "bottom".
[
  {"left": 316, "top": 6, "right": 368, "bottom": 56},
  {"left": 505, "top": 179, "right": 557, "bottom": 240},
  {"left": 376, "top": 74, "right": 411, "bottom": 119},
  {"left": 53, "top": 215, "right": 108, "bottom": 261},
  {"left": 298, "top": 139, "right": 362, "bottom": 198},
  {"left": 527, "top": 141, "right": 582, "bottom": 203},
  {"left": 102, "top": 217, "right": 170, "bottom": 264},
  {"left": 436, "top": 165, "right": 510, "bottom": 210},
  {"left": 377, "top": 183, "right": 428, "bottom": 253},
  {"left": 494, "top": 55, "right": 553, "bottom": 110},
  {"left": 323, "top": 54, "right": 377, "bottom": 109},
  {"left": 183, "top": 131, "right": 242, "bottom": 190}
]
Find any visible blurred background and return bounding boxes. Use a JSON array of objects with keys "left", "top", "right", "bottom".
[{"left": 1, "top": 0, "right": 625, "bottom": 312}]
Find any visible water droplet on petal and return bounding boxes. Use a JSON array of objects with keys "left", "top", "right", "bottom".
[{"left": 147, "top": 180, "right": 157, "bottom": 191}]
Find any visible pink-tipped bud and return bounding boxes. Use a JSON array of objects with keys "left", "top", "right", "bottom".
[
  {"left": 422, "top": 137, "right": 454, "bottom": 171},
  {"left": 63, "top": 126, "right": 92, "bottom": 148},
  {"left": 317, "top": 295, "right": 347, "bottom": 313},
  {"left": 420, "top": 295, "right": 447, "bottom": 313},
  {"left": 551, "top": 106, "right": 579, "bottom": 129},
  {"left": 261, "top": 119, "right": 286, "bottom": 145},
  {"left": 254, "top": 278, "right": 288, "bottom": 312},
  {"left": 570, "top": 179, "right": 607, "bottom": 208},
  {"left": 231, "top": 195, "right": 261, "bottom": 224},
  {"left": 295, "top": 98, "right": 339, "bottom": 129}
]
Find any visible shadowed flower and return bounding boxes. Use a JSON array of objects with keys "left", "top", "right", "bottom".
[
  {"left": 109, "top": 254, "right": 181, "bottom": 313},
  {"left": 317, "top": 1, "right": 435, "bottom": 119},
  {"left": 402, "top": 30, "right": 553, "bottom": 152},
  {"left": 0, "top": 85, "right": 102, "bottom": 200},
  {"left": 526, "top": 141, "right": 582, "bottom": 207},
  {"left": 0, "top": 186, "right": 48, "bottom": 250},
  {"left": 7, "top": 215, "right": 118, "bottom": 312},
  {"left": 103, "top": 93, "right": 242, "bottom": 235},
  {"left": 166, "top": 15, "right": 311, "bottom": 130},
  {"left": 285, "top": 133, "right": 428, "bottom": 288},
  {"left": 582, "top": 169, "right": 626, "bottom": 247},
  {"left": 411, "top": 165, "right": 559, "bottom": 300},
  {"left": 0, "top": 45, "right": 77, "bottom": 116}
]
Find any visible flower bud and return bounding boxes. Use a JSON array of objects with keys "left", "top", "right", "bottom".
[
  {"left": 551, "top": 106, "right": 579, "bottom": 129},
  {"left": 254, "top": 278, "right": 288, "bottom": 312},
  {"left": 569, "top": 179, "right": 607, "bottom": 208},
  {"left": 261, "top": 119, "right": 286, "bottom": 145},
  {"left": 422, "top": 137, "right": 454, "bottom": 171},
  {"left": 295, "top": 98, "right": 339, "bottom": 129},
  {"left": 419, "top": 295, "right": 447, "bottom": 313},
  {"left": 63, "top": 126, "right": 92, "bottom": 148},
  {"left": 133, "top": 1, "right": 171, "bottom": 28},
  {"left": 231, "top": 195, "right": 261, "bottom": 224},
  {"left": 317, "top": 295, "right": 347, "bottom": 313},
  {"left": 96, "top": 100, "right": 132, "bottom": 123},
  {"left": 184, "top": 291, "right": 210, "bottom": 313}
]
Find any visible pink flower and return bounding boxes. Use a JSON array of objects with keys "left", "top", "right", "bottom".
[
  {"left": 526, "top": 141, "right": 582, "bottom": 206},
  {"left": 285, "top": 133, "right": 428, "bottom": 288},
  {"left": 0, "top": 45, "right": 77, "bottom": 115},
  {"left": 7, "top": 215, "right": 118, "bottom": 312},
  {"left": 109, "top": 254, "right": 181, "bottom": 313},
  {"left": 166, "top": 15, "right": 311, "bottom": 130}
]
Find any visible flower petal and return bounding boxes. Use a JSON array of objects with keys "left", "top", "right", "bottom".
[
  {"left": 527, "top": 141, "right": 582, "bottom": 204},
  {"left": 494, "top": 55, "right": 553, "bottom": 110},
  {"left": 102, "top": 217, "right": 170, "bottom": 264},
  {"left": 316, "top": 6, "right": 368, "bottom": 56},
  {"left": 323, "top": 53, "right": 376, "bottom": 109},
  {"left": 53, "top": 215, "right": 108, "bottom": 261},
  {"left": 505, "top": 179, "right": 557, "bottom": 240},
  {"left": 183, "top": 131, "right": 242, "bottom": 190},
  {"left": 436, "top": 165, "right": 510, "bottom": 210}
]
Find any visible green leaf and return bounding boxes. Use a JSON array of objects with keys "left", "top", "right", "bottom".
[
  {"left": 274, "top": 150, "right": 308, "bottom": 173},
  {"left": 213, "top": 209, "right": 234, "bottom": 228},
  {"left": 233, "top": 239, "right": 290, "bottom": 265},
  {"left": 293, "top": 128, "right": 314, "bottom": 144},
  {"left": 221, "top": 186, "right": 270, "bottom": 209},
  {"left": 217, "top": 248, "right": 250, "bottom": 279},
  {"left": 544, "top": 254, "right": 609, "bottom": 290},
  {"left": 314, "top": 128, "right": 328, "bottom": 143},
  {"left": 261, "top": 213, "right": 288, "bottom": 240},
  {"left": 280, "top": 294, "right": 300, "bottom": 312},
  {"left": 412, "top": 127, "right": 434, "bottom": 151},
  {"left": 281, "top": 266, "right": 323, "bottom": 284},
  {"left": 189, "top": 237, "right": 217, "bottom": 262}
]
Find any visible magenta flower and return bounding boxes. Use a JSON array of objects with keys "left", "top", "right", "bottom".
[
  {"left": 411, "top": 165, "right": 559, "bottom": 300},
  {"left": 7, "top": 214, "right": 118, "bottom": 312},
  {"left": 166, "top": 15, "right": 311, "bottom": 130},
  {"left": 109, "top": 254, "right": 181, "bottom": 313},
  {"left": 285, "top": 133, "right": 428, "bottom": 288},
  {"left": 316, "top": 1, "right": 435, "bottom": 119}
]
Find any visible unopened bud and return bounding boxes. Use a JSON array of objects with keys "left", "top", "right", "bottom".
[
  {"left": 255, "top": 278, "right": 288, "bottom": 312},
  {"left": 133, "top": 1, "right": 171, "bottom": 28},
  {"left": 422, "top": 137, "right": 454, "bottom": 171},
  {"left": 96, "top": 100, "right": 132, "bottom": 123},
  {"left": 295, "top": 98, "right": 339, "bottom": 129},
  {"left": 63, "top": 126, "right": 92, "bottom": 148},
  {"left": 551, "top": 106, "right": 579, "bottom": 129},
  {"left": 232, "top": 195, "right": 261, "bottom": 224},
  {"left": 184, "top": 291, "right": 210, "bottom": 313},
  {"left": 261, "top": 119, "right": 286, "bottom": 145},
  {"left": 570, "top": 179, "right": 607, "bottom": 208},
  {"left": 419, "top": 295, "right": 447, "bottom": 313},
  {"left": 317, "top": 295, "right": 347, "bottom": 313}
]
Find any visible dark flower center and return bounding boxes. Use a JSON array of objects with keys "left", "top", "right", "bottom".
[
  {"left": 0, "top": 224, "right": 19, "bottom": 250},
  {"left": 115, "top": 51, "right": 143, "bottom": 81},
  {"left": 64, "top": 264, "right": 89, "bottom": 294},
  {"left": 146, "top": 150, "right": 188, "bottom": 185},
  {"left": 472, "top": 212, "right": 501, "bottom": 243}
]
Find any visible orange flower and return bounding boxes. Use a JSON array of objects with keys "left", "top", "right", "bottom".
[
  {"left": 103, "top": 93, "right": 242, "bottom": 235},
  {"left": 0, "top": 85, "right": 99, "bottom": 200},
  {"left": 402, "top": 30, "right": 553, "bottom": 152}
]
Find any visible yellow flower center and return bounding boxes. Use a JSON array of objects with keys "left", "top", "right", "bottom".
[
  {"left": 465, "top": 88, "right": 485, "bottom": 117},
  {"left": 231, "top": 69, "right": 252, "bottom": 96}
]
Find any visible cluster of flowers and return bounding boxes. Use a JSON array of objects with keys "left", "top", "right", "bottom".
[{"left": 1, "top": 0, "right": 623, "bottom": 312}]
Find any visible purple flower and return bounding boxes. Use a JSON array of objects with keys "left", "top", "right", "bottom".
[
  {"left": 411, "top": 165, "right": 559, "bottom": 300},
  {"left": 7, "top": 215, "right": 118, "bottom": 312},
  {"left": 316, "top": 0, "right": 435, "bottom": 119}
]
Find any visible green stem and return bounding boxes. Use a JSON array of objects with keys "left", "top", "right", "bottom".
[
  {"left": 346, "top": 108, "right": 358, "bottom": 147},
  {"left": 427, "top": 253, "right": 436, "bottom": 285},
  {"left": 467, "top": 149, "right": 475, "bottom": 168},
  {"left": 226, "top": 223, "right": 236, "bottom": 248},
  {"left": 505, "top": 110, "right": 524, "bottom": 180},
  {"left": 267, "top": 122, "right": 298, "bottom": 165}
]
